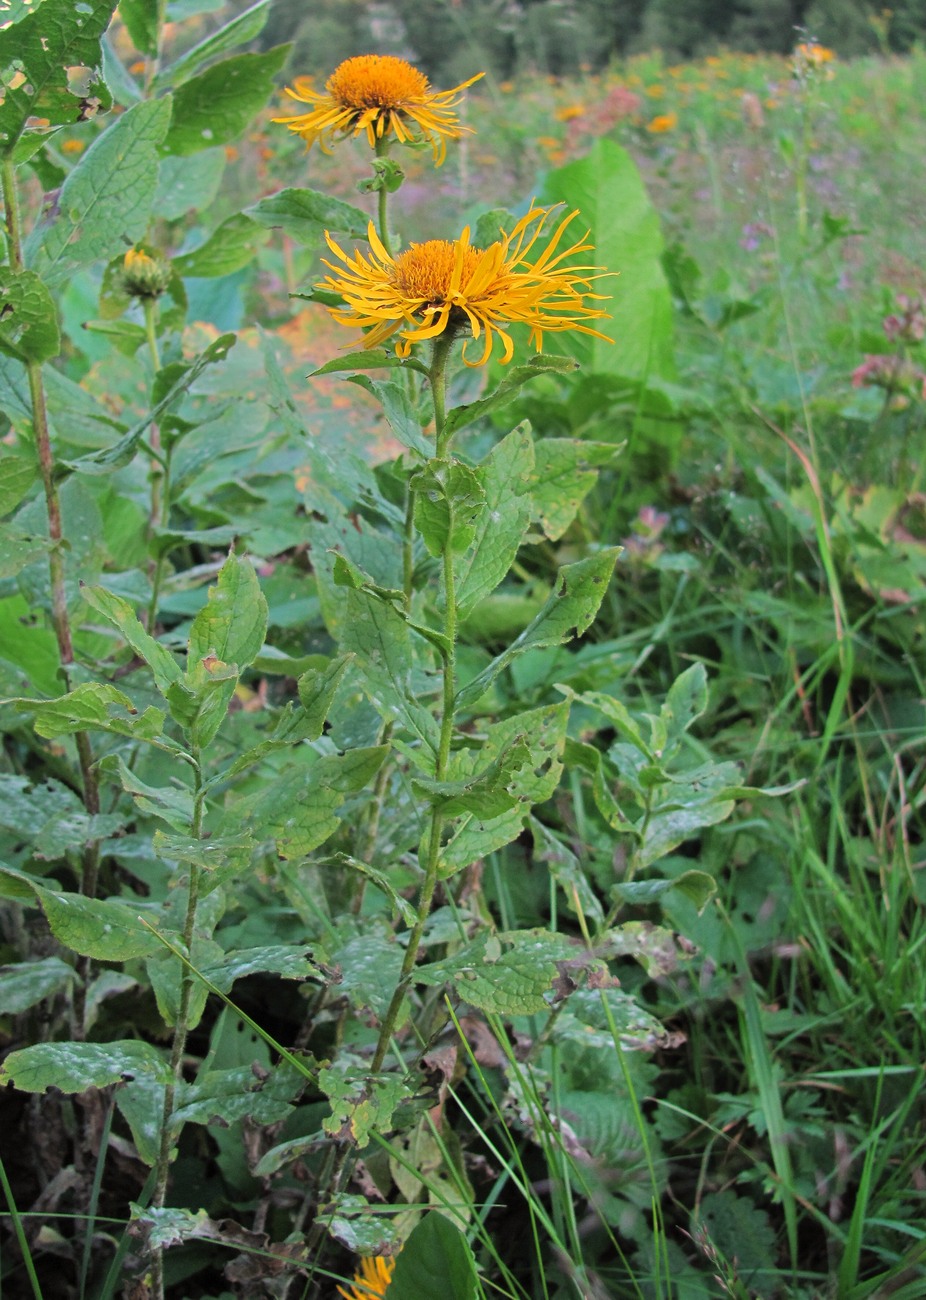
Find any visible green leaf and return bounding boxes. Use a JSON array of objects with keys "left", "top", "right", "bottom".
[
  {"left": 662, "top": 661, "right": 709, "bottom": 747},
  {"left": 0, "top": 522, "right": 48, "bottom": 578},
  {"left": 542, "top": 139, "right": 676, "bottom": 381},
  {"left": 531, "top": 438, "right": 622, "bottom": 541},
  {"left": 0, "top": 269, "right": 60, "bottom": 362},
  {"left": 454, "top": 423, "right": 534, "bottom": 618},
  {"left": 100, "top": 753, "right": 194, "bottom": 831},
  {"left": 346, "top": 374, "right": 432, "bottom": 456},
  {"left": 40, "top": 891, "right": 166, "bottom": 960},
  {"left": 693, "top": 1191, "right": 777, "bottom": 1287},
  {"left": 410, "top": 458, "right": 486, "bottom": 558},
  {"left": 245, "top": 186, "right": 370, "bottom": 243},
  {"left": 0, "top": 956, "right": 74, "bottom": 1015},
  {"left": 612, "top": 870, "right": 717, "bottom": 915},
  {"left": 14, "top": 682, "right": 166, "bottom": 743},
  {"left": 415, "top": 738, "right": 534, "bottom": 819},
  {"left": 172, "top": 1059, "right": 305, "bottom": 1128},
  {"left": 154, "top": 147, "right": 225, "bottom": 221},
  {"left": 442, "top": 355, "right": 580, "bottom": 439},
  {"left": 456, "top": 548, "right": 620, "bottom": 710},
  {"left": 0, "top": 451, "right": 37, "bottom": 515},
  {"left": 319, "top": 1060, "right": 409, "bottom": 1146},
  {"left": 439, "top": 806, "right": 525, "bottom": 879},
  {"left": 81, "top": 585, "right": 182, "bottom": 695},
  {"left": 26, "top": 96, "right": 172, "bottom": 283},
  {"left": 0, "top": 774, "right": 123, "bottom": 860},
  {"left": 119, "top": 0, "right": 159, "bottom": 56},
  {"left": 187, "top": 552, "right": 268, "bottom": 672},
  {"left": 415, "top": 932, "right": 558, "bottom": 1015},
  {"left": 0, "top": 1040, "right": 170, "bottom": 1092},
  {"left": 154, "top": 0, "right": 271, "bottom": 89},
  {"left": 388, "top": 1213, "right": 477, "bottom": 1300},
  {"left": 0, "top": 0, "right": 116, "bottom": 156},
  {"left": 200, "top": 945, "right": 321, "bottom": 992},
  {"left": 163, "top": 46, "right": 288, "bottom": 156},
  {"left": 64, "top": 332, "right": 236, "bottom": 474},
  {"left": 172, "top": 213, "right": 270, "bottom": 278}
]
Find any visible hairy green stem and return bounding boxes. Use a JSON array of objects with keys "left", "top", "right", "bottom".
[
  {"left": 142, "top": 297, "right": 171, "bottom": 629},
  {"left": 150, "top": 752, "right": 206, "bottom": 1298},
  {"left": 369, "top": 338, "right": 456, "bottom": 1074},
  {"left": 2, "top": 157, "right": 101, "bottom": 897},
  {"left": 374, "top": 136, "right": 393, "bottom": 257}
]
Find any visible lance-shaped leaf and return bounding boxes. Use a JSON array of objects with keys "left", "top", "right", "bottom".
[
  {"left": 456, "top": 548, "right": 620, "bottom": 710},
  {"left": 0, "top": 957, "right": 75, "bottom": 1015},
  {"left": 163, "top": 46, "right": 288, "bottom": 156},
  {"left": 0, "top": 0, "right": 116, "bottom": 156},
  {"left": 415, "top": 931, "right": 561, "bottom": 1015},
  {"left": 246, "top": 186, "right": 370, "bottom": 243},
  {"left": 411, "top": 458, "right": 486, "bottom": 559},
  {"left": 442, "top": 354, "right": 580, "bottom": 439},
  {"left": 413, "top": 737, "right": 533, "bottom": 819},
  {"left": 345, "top": 374, "right": 432, "bottom": 456},
  {"left": 154, "top": 0, "right": 272, "bottom": 89},
  {"left": 172, "top": 213, "right": 270, "bottom": 279},
  {"left": 0, "top": 269, "right": 60, "bottom": 363},
  {"left": 188, "top": 552, "right": 268, "bottom": 674},
  {"left": 612, "top": 870, "right": 717, "bottom": 915},
  {"left": 531, "top": 438, "right": 623, "bottom": 541},
  {"left": 454, "top": 423, "right": 534, "bottom": 619},
  {"left": 13, "top": 682, "right": 167, "bottom": 743},
  {"left": 26, "top": 96, "right": 172, "bottom": 283},
  {"left": 119, "top": 0, "right": 159, "bottom": 56},
  {"left": 81, "top": 585, "right": 182, "bottom": 696}
]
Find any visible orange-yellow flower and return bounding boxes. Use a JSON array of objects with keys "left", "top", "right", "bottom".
[
  {"left": 321, "top": 205, "right": 612, "bottom": 368},
  {"left": 274, "top": 54, "right": 482, "bottom": 164},
  {"left": 796, "top": 41, "right": 835, "bottom": 64},
  {"left": 337, "top": 1255, "right": 395, "bottom": 1300},
  {"left": 647, "top": 112, "right": 678, "bottom": 133}
]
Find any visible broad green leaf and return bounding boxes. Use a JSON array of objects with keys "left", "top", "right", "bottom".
[
  {"left": 147, "top": 936, "right": 220, "bottom": 1030},
  {"left": 172, "top": 1060, "right": 305, "bottom": 1128},
  {"left": 228, "top": 747, "right": 387, "bottom": 859},
  {"left": 0, "top": 1040, "right": 170, "bottom": 1092},
  {"left": 155, "top": 0, "right": 271, "bottom": 89},
  {"left": 531, "top": 438, "right": 622, "bottom": 541},
  {"left": 662, "top": 661, "right": 709, "bottom": 746},
  {"left": 81, "top": 585, "right": 182, "bottom": 695},
  {"left": 456, "top": 548, "right": 620, "bottom": 710},
  {"left": 0, "top": 451, "right": 37, "bottom": 515},
  {"left": 529, "top": 816, "right": 604, "bottom": 925},
  {"left": 14, "top": 682, "right": 166, "bottom": 743},
  {"left": 542, "top": 140, "right": 676, "bottom": 380},
  {"left": 694, "top": 1191, "right": 777, "bottom": 1288},
  {"left": 188, "top": 552, "right": 268, "bottom": 672},
  {"left": 26, "top": 96, "right": 172, "bottom": 282},
  {"left": 40, "top": 890, "right": 166, "bottom": 960},
  {"left": 0, "top": 523, "right": 47, "bottom": 577},
  {"left": 163, "top": 46, "right": 288, "bottom": 156},
  {"left": 100, "top": 753, "right": 194, "bottom": 831},
  {"left": 411, "top": 457, "right": 486, "bottom": 558},
  {"left": 245, "top": 186, "right": 370, "bottom": 243},
  {"left": 311, "top": 349, "right": 427, "bottom": 378},
  {"left": 152, "top": 830, "right": 255, "bottom": 896},
  {"left": 0, "top": 0, "right": 116, "bottom": 156},
  {"left": 0, "top": 269, "right": 59, "bottom": 362},
  {"left": 414, "top": 738, "right": 532, "bottom": 819},
  {"left": 331, "top": 856, "right": 417, "bottom": 925},
  {"left": 119, "top": 0, "right": 159, "bottom": 56},
  {"left": 200, "top": 945, "right": 322, "bottom": 992},
  {"left": 0, "top": 774, "right": 122, "bottom": 860},
  {"left": 454, "top": 423, "right": 534, "bottom": 618},
  {"left": 172, "top": 213, "right": 270, "bottom": 278},
  {"left": 101, "top": 34, "right": 144, "bottom": 106},
  {"left": 388, "top": 1213, "right": 477, "bottom": 1300},
  {"left": 0, "top": 956, "right": 74, "bottom": 1014},
  {"left": 438, "top": 806, "right": 525, "bottom": 878},
  {"left": 154, "top": 147, "right": 225, "bottom": 220},
  {"left": 64, "top": 332, "right": 236, "bottom": 474},
  {"left": 169, "top": 654, "right": 237, "bottom": 749},
  {"left": 442, "top": 354, "right": 580, "bottom": 438},
  {"left": 638, "top": 800, "right": 735, "bottom": 868},
  {"left": 415, "top": 932, "right": 558, "bottom": 1015},
  {"left": 612, "top": 870, "right": 717, "bottom": 915}
]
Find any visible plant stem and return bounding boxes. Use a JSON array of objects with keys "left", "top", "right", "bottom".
[
  {"left": 374, "top": 136, "right": 393, "bottom": 257},
  {"left": 2, "top": 156, "right": 101, "bottom": 896},
  {"left": 150, "top": 751, "right": 206, "bottom": 1298},
  {"left": 369, "top": 338, "right": 456, "bottom": 1074},
  {"left": 142, "top": 297, "right": 171, "bottom": 629}
]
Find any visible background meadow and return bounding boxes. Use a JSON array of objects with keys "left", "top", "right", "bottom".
[{"left": 1, "top": 1, "right": 925, "bottom": 1297}]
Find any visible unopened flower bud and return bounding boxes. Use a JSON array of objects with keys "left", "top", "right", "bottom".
[{"left": 121, "top": 247, "right": 171, "bottom": 299}]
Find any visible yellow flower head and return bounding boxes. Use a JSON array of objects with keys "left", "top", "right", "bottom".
[
  {"left": 646, "top": 112, "right": 678, "bottom": 133},
  {"left": 321, "top": 205, "right": 613, "bottom": 368},
  {"left": 337, "top": 1254, "right": 395, "bottom": 1300},
  {"left": 121, "top": 247, "right": 171, "bottom": 299},
  {"left": 275, "top": 54, "right": 483, "bottom": 164},
  {"left": 796, "top": 41, "right": 835, "bottom": 64}
]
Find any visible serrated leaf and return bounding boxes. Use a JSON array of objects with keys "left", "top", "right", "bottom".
[
  {"left": 388, "top": 1214, "right": 477, "bottom": 1300},
  {"left": 531, "top": 438, "right": 622, "bottom": 541},
  {"left": 40, "top": 890, "right": 166, "bottom": 960},
  {"left": 172, "top": 1059, "right": 305, "bottom": 1128},
  {"left": 456, "top": 548, "right": 620, "bottom": 710},
  {"left": 415, "top": 932, "right": 558, "bottom": 1014},
  {"left": 0, "top": 0, "right": 116, "bottom": 156},
  {"left": 0, "top": 956, "right": 74, "bottom": 1014},
  {"left": 12, "top": 682, "right": 166, "bottom": 742},
  {"left": 311, "top": 348, "right": 427, "bottom": 378},
  {"left": 454, "top": 423, "right": 534, "bottom": 618},
  {"left": 694, "top": 1191, "right": 777, "bottom": 1286},
  {"left": 414, "top": 738, "right": 533, "bottom": 818},
  {"left": 163, "top": 46, "right": 288, "bottom": 156},
  {"left": 442, "top": 355, "right": 580, "bottom": 439},
  {"left": 27, "top": 96, "right": 172, "bottom": 283},
  {"left": 246, "top": 186, "right": 369, "bottom": 243},
  {"left": 172, "top": 213, "right": 269, "bottom": 278},
  {"left": 410, "top": 457, "right": 486, "bottom": 558},
  {"left": 154, "top": 0, "right": 271, "bottom": 89},
  {"left": 81, "top": 585, "right": 182, "bottom": 695},
  {"left": 188, "top": 552, "right": 267, "bottom": 673},
  {"left": 200, "top": 945, "right": 321, "bottom": 992},
  {"left": 0, "top": 1039, "right": 170, "bottom": 1092},
  {"left": 612, "top": 869, "right": 717, "bottom": 915},
  {"left": 319, "top": 1060, "right": 409, "bottom": 1145},
  {"left": 0, "top": 268, "right": 59, "bottom": 362},
  {"left": 438, "top": 805, "right": 525, "bottom": 879}
]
